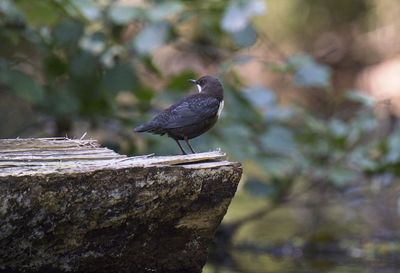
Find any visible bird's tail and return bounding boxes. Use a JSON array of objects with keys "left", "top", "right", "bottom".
[
  {"left": 134, "top": 122, "right": 154, "bottom": 132},
  {"left": 134, "top": 121, "right": 166, "bottom": 135}
]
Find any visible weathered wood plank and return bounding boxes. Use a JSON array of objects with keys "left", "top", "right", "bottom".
[
  {"left": 0, "top": 137, "right": 99, "bottom": 149},
  {"left": 0, "top": 137, "right": 228, "bottom": 177}
]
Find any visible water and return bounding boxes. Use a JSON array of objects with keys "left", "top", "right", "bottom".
[{"left": 204, "top": 253, "right": 400, "bottom": 273}]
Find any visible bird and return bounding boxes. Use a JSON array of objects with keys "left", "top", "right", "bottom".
[{"left": 134, "top": 75, "right": 224, "bottom": 154}]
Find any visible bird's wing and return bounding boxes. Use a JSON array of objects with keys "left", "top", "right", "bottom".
[{"left": 157, "top": 95, "right": 220, "bottom": 129}]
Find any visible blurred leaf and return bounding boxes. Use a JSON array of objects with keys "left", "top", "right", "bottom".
[
  {"left": 71, "top": 0, "right": 101, "bottom": 20},
  {"left": 384, "top": 131, "right": 400, "bottom": 164},
  {"left": 303, "top": 114, "right": 328, "bottom": 134},
  {"left": 261, "top": 126, "right": 297, "bottom": 156},
  {"left": 70, "top": 51, "right": 97, "bottom": 78},
  {"left": 328, "top": 119, "right": 348, "bottom": 138},
  {"left": 349, "top": 146, "right": 377, "bottom": 171},
  {"left": 219, "top": 124, "right": 258, "bottom": 160},
  {"left": 345, "top": 90, "right": 376, "bottom": 107},
  {"left": 42, "top": 83, "right": 79, "bottom": 116},
  {"left": 289, "top": 55, "right": 332, "bottom": 88},
  {"left": 224, "top": 85, "right": 263, "bottom": 125},
  {"left": 221, "top": 0, "right": 266, "bottom": 32},
  {"left": 101, "top": 63, "right": 137, "bottom": 94},
  {"left": 142, "top": 56, "right": 162, "bottom": 76},
  {"left": 133, "top": 22, "right": 169, "bottom": 55},
  {"left": 15, "top": 0, "right": 64, "bottom": 26},
  {"left": 79, "top": 32, "right": 106, "bottom": 55},
  {"left": 0, "top": 0, "right": 23, "bottom": 19},
  {"left": 243, "top": 86, "right": 276, "bottom": 111},
  {"left": 244, "top": 179, "right": 275, "bottom": 198},
  {"left": 230, "top": 24, "right": 257, "bottom": 47},
  {"left": 44, "top": 54, "right": 68, "bottom": 80},
  {"left": 356, "top": 112, "right": 378, "bottom": 132},
  {"left": 328, "top": 166, "right": 358, "bottom": 187},
  {"left": 264, "top": 106, "right": 294, "bottom": 122},
  {"left": 108, "top": 5, "right": 144, "bottom": 24},
  {"left": 166, "top": 71, "right": 197, "bottom": 92},
  {"left": 53, "top": 19, "right": 83, "bottom": 48},
  {"left": 147, "top": 1, "right": 184, "bottom": 22},
  {"left": 101, "top": 45, "right": 124, "bottom": 68},
  {"left": 135, "top": 86, "right": 155, "bottom": 101},
  {"left": 0, "top": 69, "right": 44, "bottom": 104},
  {"left": 260, "top": 157, "right": 296, "bottom": 177}
]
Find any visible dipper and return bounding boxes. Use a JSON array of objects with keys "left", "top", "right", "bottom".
[{"left": 134, "top": 76, "right": 224, "bottom": 154}]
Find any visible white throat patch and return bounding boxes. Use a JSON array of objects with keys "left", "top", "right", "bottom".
[
  {"left": 217, "top": 100, "right": 224, "bottom": 117},
  {"left": 196, "top": 84, "right": 202, "bottom": 92}
]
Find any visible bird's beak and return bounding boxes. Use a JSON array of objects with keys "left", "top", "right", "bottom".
[{"left": 189, "top": 79, "right": 197, "bottom": 84}]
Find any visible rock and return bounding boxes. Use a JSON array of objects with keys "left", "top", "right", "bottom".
[{"left": 0, "top": 138, "right": 242, "bottom": 273}]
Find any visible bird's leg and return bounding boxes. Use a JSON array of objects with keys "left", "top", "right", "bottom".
[
  {"left": 184, "top": 137, "right": 196, "bottom": 154},
  {"left": 174, "top": 139, "right": 187, "bottom": 155}
]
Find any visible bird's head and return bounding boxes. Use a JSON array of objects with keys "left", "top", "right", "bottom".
[{"left": 189, "top": 76, "right": 223, "bottom": 100}]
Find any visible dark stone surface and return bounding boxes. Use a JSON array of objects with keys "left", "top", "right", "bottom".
[{"left": 0, "top": 162, "right": 241, "bottom": 273}]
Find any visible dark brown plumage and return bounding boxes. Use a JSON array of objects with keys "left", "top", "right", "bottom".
[{"left": 134, "top": 76, "right": 224, "bottom": 154}]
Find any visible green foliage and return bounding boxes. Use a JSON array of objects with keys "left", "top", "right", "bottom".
[
  {"left": 15, "top": 0, "right": 66, "bottom": 26},
  {"left": 289, "top": 54, "right": 332, "bottom": 88},
  {"left": 244, "top": 179, "right": 275, "bottom": 198},
  {"left": 221, "top": 0, "right": 266, "bottom": 33},
  {"left": 166, "top": 71, "right": 197, "bottom": 92},
  {"left": 108, "top": 5, "right": 144, "bottom": 24},
  {"left": 1, "top": 0, "right": 400, "bottom": 238},
  {"left": 0, "top": 67, "right": 44, "bottom": 104},
  {"left": 53, "top": 19, "right": 84, "bottom": 48},
  {"left": 3, "top": 1, "right": 400, "bottom": 270},
  {"left": 236, "top": 56, "right": 396, "bottom": 203},
  {"left": 101, "top": 64, "right": 137, "bottom": 94},
  {"left": 133, "top": 22, "right": 170, "bottom": 55}
]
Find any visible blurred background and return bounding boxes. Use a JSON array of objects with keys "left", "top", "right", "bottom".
[{"left": 1, "top": 0, "right": 400, "bottom": 272}]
